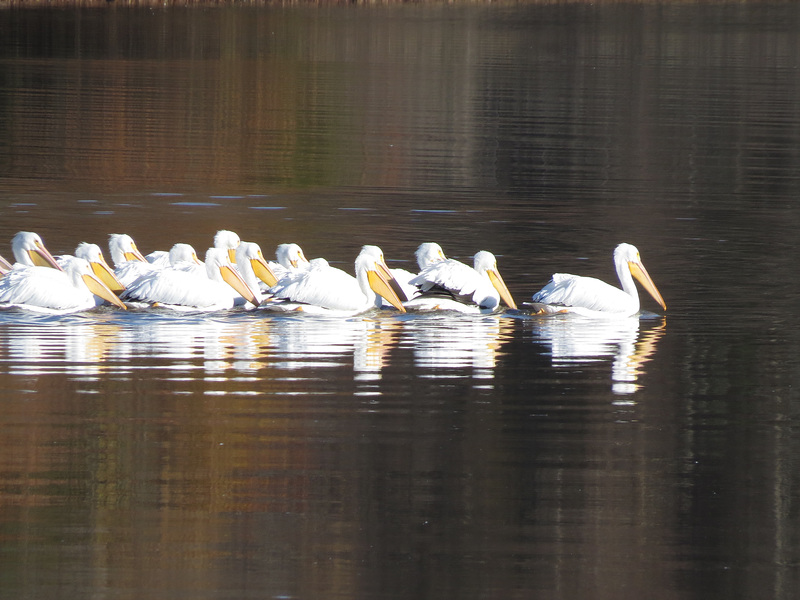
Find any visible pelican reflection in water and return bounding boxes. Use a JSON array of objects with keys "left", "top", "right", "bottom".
[
  {"left": 266, "top": 315, "right": 401, "bottom": 384},
  {"left": 529, "top": 314, "right": 666, "bottom": 394},
  {"left": 109, "top": 315, "right": 273, "bottom": 374},
  {"left": 408, "top": 314, "right": 512, "bottom": 383}
]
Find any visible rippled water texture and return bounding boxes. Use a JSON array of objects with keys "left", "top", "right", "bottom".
[{"left": 1, "top": 3, "right": 800, "bottom": 599}]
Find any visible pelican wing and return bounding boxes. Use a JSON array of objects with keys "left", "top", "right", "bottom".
[
  {"left": 410, "top": 259, "right": 483, "bottom": 298},
  {"left": 532, "top": 273, "right": 634, "bottom": 313},
  {"left": 122, "top": 268, "right": 221, "bottom": 308},
  {"left": 0, "top": 266, "right": 88, "bottom": 310},
  {"left": 115, "top": 260, "right": 157, "bottom": 288},
  {"left": 389, "top": 267, "right": 421, "bottom": 301},
  {"left": 145, "top": 250, "right": 170, "bottom": 267},
  {"left": 269, "top": 262, "right": 364, "bottom": 311}
]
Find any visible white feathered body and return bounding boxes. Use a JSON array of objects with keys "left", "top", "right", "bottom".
[{"left": 0, "top": 258, "right": 107, "bottom": 313}]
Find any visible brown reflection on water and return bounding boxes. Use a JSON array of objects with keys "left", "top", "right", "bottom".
[{"left": 2, "top": 2, "right": 800, "bottom": 599}]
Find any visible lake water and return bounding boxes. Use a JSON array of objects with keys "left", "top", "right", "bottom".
[{"left": 1, "top": 2, "right": 800, "bottom": 599}]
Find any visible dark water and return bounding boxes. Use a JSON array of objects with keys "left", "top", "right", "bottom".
[{"left": 1, "top": 3, "right": 800, "bottom": 599}]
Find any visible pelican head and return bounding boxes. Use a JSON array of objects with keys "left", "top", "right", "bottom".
[
  {"left": 11, "top": 231, "right": 63, "bottom": 270},
  {"left": 473, "top": 250, "right": 517, "bottom": 309},
  {"left": 415, "top": 242, "right": 446, "bottom": 270},
  {"left": 214, "top": 230, "right": 241, "bottom": 264},
  {"left": 205, "top": 247, "right": 259, "bottom": 307},
  {"left": 614, "top": 243, "right": 666, "bottom": 310},
  {"left": 236, "top": 241, "right": 279, "bottom": 288},
  {"left": 108, "top": 233, "right": 147, "bottom": 266},
  {"left": 75, "top": 242, "right": 125, "bottom": 293},
  {"left": 355, "top": 245, "right": 407, "bottom": 312},
  {"left": 276, "top": 243, "right": 309, "bottom": 270},
  {"left": 61, "top": 256, "right": 127, "bottom": 310},
  {"left": 169, "top": 243, "right": 202, "bottom": 266}
]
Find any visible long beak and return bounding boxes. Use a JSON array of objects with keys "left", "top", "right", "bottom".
[
  {"left": 227, "top": 248, "right": 238, "bottom": 264},
  {"left": 251, "top": 256, "right": 279, "bottom": 288},
  {"left": 30, "top": 242, "right": 63, "bottom": 271},
  {"left": 293, "top": 250, "right": 309, "bottom": 269},
  {"left": 220, "top": 264, "right": 259, "bottom": 307},
  {"left": 368, "top": 260, "right": 407, "bottom": 312},
  {"left": 487, "top": 269, "right": 517, "bottom": 309},
  {"left": 0, "top": 254, "right": 12, "bottom": 275},
  {"left": 82, "top": 273, "right": 127, "bottom": 310},
  {"left": 90, "top": 256, "right": 126, "bottom": 294},
  {"left": 124, "top": 244, "right": 147, "bottom": 262},
  {"left": 629, "top": 261, "right": 667, "bottom": 310}
]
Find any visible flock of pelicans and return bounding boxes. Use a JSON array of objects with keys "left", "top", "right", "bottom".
[{"left": 0, "top": 230, "right": 667, "bottom": 318}]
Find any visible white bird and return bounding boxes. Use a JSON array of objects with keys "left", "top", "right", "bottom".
[
  {"left": 162, "top": 244, "right": 204, "bottom": 275},
  {"left": 144, "top": 230, "right": 240, "bottom": 268},
  {"left": 121, "top": 247, "right": 258, "bottom": 311},
  {"left": 268, "top": 243, "right": 310, "bottom": 282},
  {"left": 265, "top": 245, "right": 407, "bottom": 315},
  {"left": 389, "top": 242, "right": 447, "bottom": 302},
  {"left": 10, "top": 231, "right": 62, "bottom": 270},
  {"left": 108, "top": 233, "right": 148, "bottom": 267},
  {"left": 66, "top": 242, "right": 126, "bottom": 296},
  {"left": 406, "top": 250, "right": 517, "bottom": 313},
  {"left": 113, "top": 239, "right": 201, "bottom": 288},
  {"left": 215, "top": 230, "right": 241, "bottom": 264},
  {"left": 108, "top": 233, "right": 152, "bottom": 287},
  {"left": 0, "top": 255, "right": 127, "bottom": 313},
  {"left": 235, "top": 241, "right": 279, "bottom": 304},
  {"left": 529, "top": 243, "right": 666, "bottom": 318}
]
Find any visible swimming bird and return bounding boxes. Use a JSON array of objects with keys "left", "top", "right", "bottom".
[
  {"left": 121, "top": 247, "right": 258, "bottom": 311},
  {"left": 0, "top": 255, "right": 126, "bottom": 313},
  {"left": 10, "top": 231, "right": 62, "bottom": 270},
  {"left": 215, "top": 230, "right": 241, "bottom": 264},
  {"left": 529, "top": 242, "right": 666, "bottom": 317},
  {"left": 108, "top": 233, "right": 148, "bottom": 266},
  {"left": 68, "top": 242, "right": 126, "bottom": 295},
  {"left": 268, "top": 243, "right": 310, "bottom": 282},
  {"left": 112, "top": 238, "right": 200, "bottom": 288},
  {"left": 406, "top": 250, "right": 516, "bottom": 313},
  {"left": 389, "top": 242, "right": 448, "bottom": 302},
  {"left": 265, "top": 245, "right": 407, "bottom": 315},
  {"left": 144, "top": 229, "right": 241, "bottom": 267},
  {"left": 235, "top": 241, "right": 279, "bottom": 304}
]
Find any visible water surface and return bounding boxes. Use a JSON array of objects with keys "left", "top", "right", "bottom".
[{"left": 1, "top": 3, "right": 799, "bottom": 599}]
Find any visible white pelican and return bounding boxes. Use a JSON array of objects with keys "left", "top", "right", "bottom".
[
  {"left": 68, "top": 242, "right": 126, "bottom": 296},
  {"left": 109, "top": 233, "right": 152, "bottom": 287},
  {"left": 268, "top": 243, "right": 310, "bottom": 282},
  {"left": 406, "top": 250, "right": 517, "bottom": 313},
  {"left": 108, "top": 233, "right": 148, "bottom": 266},
  {"left": 121, "top": 247, "right": 258, "bottom": 311},
  {"left": 530, "top": 242, "right": 667, "bottom": 317},
  {"left": 265, "top": 245, "right": 407, "bottom": 315},
  {"left": 113, "top": 239, "right": 201, "bottom": 288},
  {"left": 215, "top": 230, "right": 241, "bottom": 264},
  {"left": 234, "top": 241, "right": 279, "bottom": 304},
  {"left": 10, "top": 231, "right": 62, "bottom": 270},
  {"left": 144, "top": 229, "right": 241, "bottom": 267},
  {"left": 389, "top": 242, "right": 448, "bottom": 302},
  {"left": 0, "top": 255, "right": 126, "bottom": 313}
]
